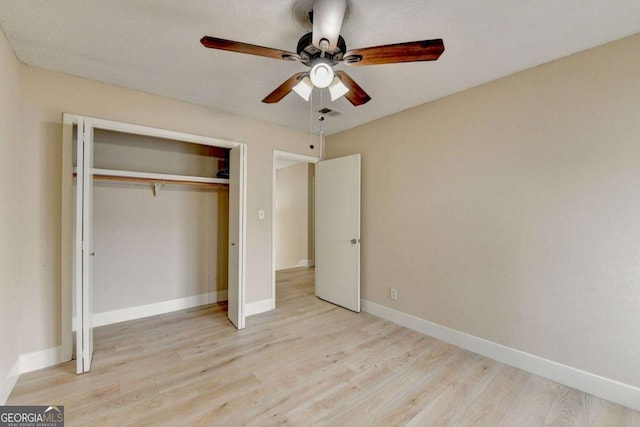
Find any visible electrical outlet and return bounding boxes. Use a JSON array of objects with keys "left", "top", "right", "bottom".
[{"left": 390, "top": 287, "right": 398, "bottom": 301}]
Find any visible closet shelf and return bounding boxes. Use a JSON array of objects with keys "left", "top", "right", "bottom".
[{"left": 73, "top": 168, "right": 229, "bottom": 188}]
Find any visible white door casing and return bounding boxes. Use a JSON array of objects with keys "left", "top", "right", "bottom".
[{"left": 315, "top": 154, "right": 361, "bottom": 312}]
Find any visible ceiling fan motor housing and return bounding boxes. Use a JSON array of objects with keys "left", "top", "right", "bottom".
[{"left": 296, "top": 32, "right": 346, "bottom": 66}]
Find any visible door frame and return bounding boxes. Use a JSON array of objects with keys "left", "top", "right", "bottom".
[
  {"left": 61, "top": 114, "right": 248, "bottom": 364},
  {"left": 271, "top": 150, "right": 320, "bottom": 309}
]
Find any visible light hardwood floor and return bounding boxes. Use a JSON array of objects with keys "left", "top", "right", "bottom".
[{"left": 9, "top": 268, "right": 640, "bottom": 426}]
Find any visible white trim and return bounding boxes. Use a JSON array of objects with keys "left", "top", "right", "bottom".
[
  {"left": 19, "top": 347, "right": 64, "bottom": 375},
  {"left": 73, "top": 291, "right": 228, "bottom": 330},
  {"left": 240, "top": 144, "right": 248, "bottom": 328},
  {"left": 64, "top": 114, "right": 240, "bottom": 149},
  {"left": 245, "top": 298, "right": 274, "bottom": 317},
  {"left": 61, "top": 114, "right": 74, "bottom": 364},
  {"left": 361, "top": 299, "right": 640, "bottom": 412},
  {"left": 271, "top": 150, "right": 320, "bottom": 312},
  {"left": 0, "top": 359, "right": 20, "bottom": 404},
  {"left": 273, "top": 151, "right": 321, "bottom": 165},
  {"left": 294, "top": 258, "right": 314, "bottom": 268}
]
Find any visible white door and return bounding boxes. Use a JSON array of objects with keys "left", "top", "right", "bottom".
[
  {"left": 74, "top": 119, "right": 94, "bottom": 373},
  {"left": 228, "top": 145, "right": 246, "bottom": 329},
  {"left": 315, "top": 154, "right": 361, "bottom": 312}
]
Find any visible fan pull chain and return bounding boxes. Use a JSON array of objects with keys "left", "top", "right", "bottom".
[
  {"left": 318, "top": 89, "right": 325, "bottom": 159},
  {"left": 309, "top": 90, "right": 314, "bottom": 149},
  {"left": 319, "top": 89, "right": 325, "bottom": 134}
]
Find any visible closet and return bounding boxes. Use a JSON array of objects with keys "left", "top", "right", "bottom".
[{"left": 61, "top": 115, "right": 246, "bottom": 374}]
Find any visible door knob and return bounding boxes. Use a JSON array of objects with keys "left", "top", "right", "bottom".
[
  {"left": 350, "top": 238, "right": 359, "bottom": 244},
  {"left": 90, "top": 252, "right": 95, "bottom": 256}
]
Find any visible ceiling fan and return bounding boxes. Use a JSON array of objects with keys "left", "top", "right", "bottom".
[{"left": 200, "top": 0, "right": 444, "bottom": 106}]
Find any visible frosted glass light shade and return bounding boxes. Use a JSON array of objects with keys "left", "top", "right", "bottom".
[
  {"left": 292, "top": 76, "right": 313, "bottom": 101},
  {"left": 310, "top": 62, "right": 334, "bottom": 88},
  {"left": 328, "top": 77, "right": 349, "bottom": 101}
]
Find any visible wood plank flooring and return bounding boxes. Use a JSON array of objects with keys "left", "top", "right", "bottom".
[{"left": 9, "top": 267, "right": 640, "bottom": 426}]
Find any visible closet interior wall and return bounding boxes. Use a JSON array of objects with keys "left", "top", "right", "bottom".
[{"left": 83, "top": 129, "right": 229, "bottom": 321}]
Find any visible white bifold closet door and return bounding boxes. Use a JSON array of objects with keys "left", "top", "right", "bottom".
[
  {"left": 227, "top": 144, "right": 246, "bottom": 329},
  {"left": 315, "top": 154, "right": 361, "bottom": 312},
  {"left": 74, "top": 118, "right": 95, "bottom": 374}
]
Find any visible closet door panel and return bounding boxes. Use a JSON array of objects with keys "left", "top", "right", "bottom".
[
  {"left": 228, "top": 145, "right": 245, "bottom": 329},
  {"left": 74, "top": 119, "right": 95, "bottom": 373},
  {"left": 74, "top": 119, "right": 85, "bottom": 374},
  {"left": 81, "top": 122, "right": 95, "bottom": 372}
]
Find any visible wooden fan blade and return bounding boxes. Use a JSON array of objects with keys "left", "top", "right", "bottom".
[
  {"left": 262, "top": 72, "right": 307, "bottom": 104},
  {"left": 200, "top": 36, "right": 301, "bottom": 61},
  {"left": 344, "top": 39, "right": 444, "bottom": 66},
  {"left": 312, "top": 0, "right": 348, "bottom": 51},
  {"left": 335, "top": 71, "right": 371, "bottom": 106}
]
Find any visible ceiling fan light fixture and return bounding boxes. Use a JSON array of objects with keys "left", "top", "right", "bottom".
[
  {"left": 328, "top": 76, "right": 349, "bottom": 101},
  {"left": 292, "top": 76, "right": 313, "bottom": 101},
  {"left": 309, "top": 60, "right": 334, "bottom": 88}
]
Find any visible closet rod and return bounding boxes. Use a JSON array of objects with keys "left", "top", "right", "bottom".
[{"left": 94, "top": 174, "right": 228, "bottom": 189}]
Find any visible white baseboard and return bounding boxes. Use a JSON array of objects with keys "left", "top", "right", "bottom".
[
  {"left": 19, "top": 346, "right": 64, "bottom": 375},
  {"left": 245, "top": 298, "right": 274, "bottom": 317},
  {"left": 361, "top": 299, "right": 640, "bottom": 412},
  {"left": 0, "top": 359, "right": 20, "bottom": 404},
  {"left": 2, "top": 347, "right": 66, "bottom": 403},
  {"left": 294, "top": 259, "right": 314, "bottom": 268},
  {"left": 73, "top": 291, "right": 228, "bottom": 330}
]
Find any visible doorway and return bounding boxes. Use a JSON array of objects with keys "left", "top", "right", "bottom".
[
  {"left": 62, "top": 115, "right": 247, "bottom": 373},
  {"left": 271, "top": 151, "right": 319, "bottom": 308}
]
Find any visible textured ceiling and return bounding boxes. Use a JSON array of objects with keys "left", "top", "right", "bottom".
[{"left": 0, "top": 1, "right": 639, "bottom": 135}]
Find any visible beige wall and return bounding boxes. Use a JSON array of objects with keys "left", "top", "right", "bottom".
[
  {"left": 18, "top": 65, "right": 313, "bottom": 355},
  {"left": 0, "top": 29, "right": 22, "bottom": 400},
  {"left": 93, "top": 184, "right": 227, "bottom": 312},
  {"left": 326, "top": 33, "right": 640, "bottom": 388},
  {"left": 275, "top": 163, "right": 314, "bottom": 270}
]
